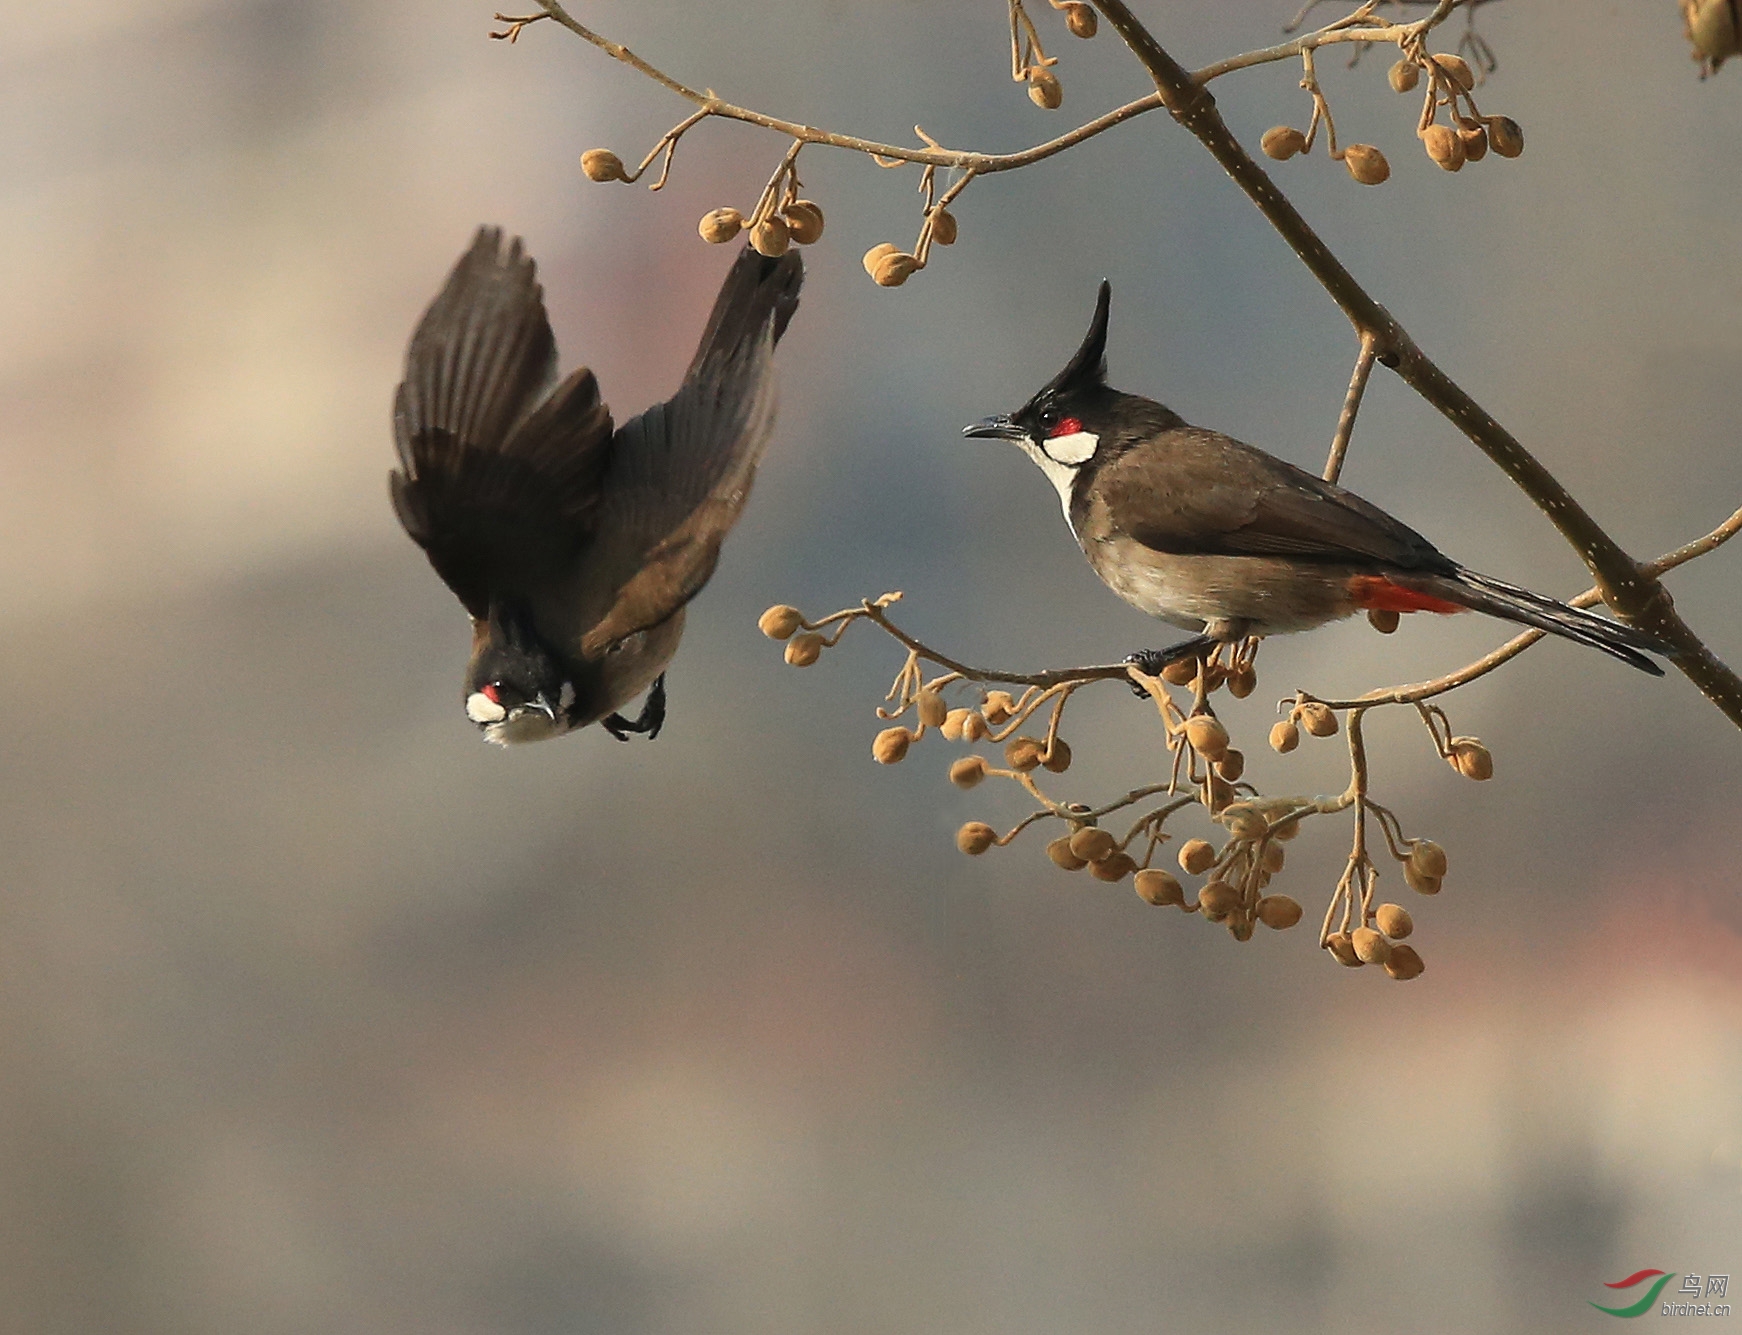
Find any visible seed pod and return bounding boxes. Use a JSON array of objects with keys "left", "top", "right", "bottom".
[
  {"left": 949, "top": 755, "right": 987, "bottom": 789},
  {"left": 1259, "top": 842, "right": 1286, "bottom": 874},
  {"left": 957, "top": 821, "right": 997, "bottom": 855},
  {"left": 1202, "top": 663, "right": 1228, "bottom": 692},
  {"left": 781, "top": 200, "right": 825, "bottom": 245},
  {"left": 1343, "top": 143, "right": 1390, "bottom": 186},
  {"left": 982, "top": 691, "right": 1016, "bottom": 724},
  {"left": 862, "top": 242, "right": 900, "bottom": 277},
  {"left": 1431, "top": 53, "right": 1475, "bottom": 91},
  {"left": 1028, "top": 68, "right": 1063, "bottom": 109},
  {"left": 872, "top": 727, "right": 912, "bottom": 764},
  {"left": 1269, "top": 720, "right": 1301, "bottom": 754},
  {"left": 1256, "top": 894, "right": 1303, "bottom": 929},
  {"left": 1299, "top": 702, "right": 1338, "bottom": 737},
  {"left": 1387, "top": 58, "right": 1420, "bottom": 93},
  {"left": 962, "top": 712, "right": 990, "bottom": 742},
  {"left": 1448, "top": 737, "right": 1493, "bottom": 781},
  {"left": 1261, "top": 126, "right": 1308, "bottom": 161},
  {"left": 1047, "top": 835, "right": 1089, "bottom": 871},
  {"left": 1270, "top": 816, "right": 1302, "bottom": 842},
  {"left": 581, "top": 148, "right": 628, "bottom": 182},
  {"left": 1488, "top": 116, "right": 1524, "bottom": 158},
  {"left": 758, "top": 604, "right": 803, "bottom": 639},
  {"left": 1004, "top": 735, "right": 1045, "bottom": 772},
  {"left": 750, "top": 215, "right": 791, "bottom": 257},
  {"left": 1375, "top": 902, "right": 1414, "bottom": 939},
  {"left": 916, "top": 688, "right": 948, "bottom": 729},
  {"left": 1228, "top": 915, "right": 1255, "bottom": 942},
  {"left": 1090, "top": 852, "right": 1137, "bottom": 883},
  {"left": 1384, "top": 943, "right": 1425, "bottom": 980},
  {"left": 1352, "top": 927, "right": 1393, "bottom": 965},
  {"left": 699, "top": 207, "right": 746, "bottom": 244},
  {"left": 1326, "top": 932, "right": 1362, "bottom": 967},
  {"left": 1198, "top": 880, "right": 1239, "bottom": 920},
  {"left": 1228, "top": 666, "right": 1257, "bottom": 699},
  {"left": 1208, "top": 774, "right": 1235, "bottom": 811},
  {"left": 1178, "top": 838, "right": 1216, "bottom": 875},
  {"left": 929, "top": 208, "right": 958, "bottom": 246},
  {"left": 1686, "top": 0, "right": 1742, "bottom": 66},
  {"left": 1459, "top": 125, "right": 1489, "bottom": 163},
  {"left": 1422, "top": 123, "right": 1465, "bottom": 172},
  {"left": 873, "top": 251, "right": 921, "bottom": 287},
  {"left": 785, "top": 632, "right": 825, "bottom": 667},
  {"left": 1134, "top": 868, "right": 1185, "bottom": 907},
  {"left": 1041, "top": 738, "right": 1072, "bottom": 773},
  {"left": 1069, "top": 827, "right": 1116, "bottom": 863},
  {"left": 1215, "top": 749, "right": 1245, "bottom": 782},
  {"left": 1402, "top": 861, "right": 1442, "bottom": 896},
  {"left": 1064, "top": 1, "right": 1098, "bottom": 38},
  {"left": 1184, "top": 714, "right": 1230, "bottom": 759},
  {"left": 1409, "top": 840, "right": 1448, "bottom": 880},
  {"left": 940, "top": 708, "right": 972, "bottom": 742},
  {"left": 1367, "top": 608, "right": 1400, "bottom": 634},
  {"left": 1221, "top": 803, "right": 1267, "bottom": 841}
]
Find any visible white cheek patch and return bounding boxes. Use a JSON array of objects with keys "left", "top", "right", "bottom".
[
  {"left": 1016, "top": 438, "right": 1081, "bottom": 537},
  {"left": 466, "top": 691, "right": 507, "bottom": 724},
  {"left": 1044, "top": 430, "right": 1098, "bottom": 465}
]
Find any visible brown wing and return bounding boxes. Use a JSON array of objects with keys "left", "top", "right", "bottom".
[
  {"left": 1093, "top": 425, "right": 1453, "bottom": 572},
  {"left": 390, "top": 228, "right": 615, "bottom": 618}
]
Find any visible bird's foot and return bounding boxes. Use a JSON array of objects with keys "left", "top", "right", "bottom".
[
  {"left": 1124, "top": 635, "right": 1218, "bottom": 698},
  {"left": 602, "top": 675, "right": 667, "bottom": 741}
]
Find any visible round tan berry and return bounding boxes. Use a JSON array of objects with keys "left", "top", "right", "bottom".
[
  {"left": 1063, "top": 1, "right": 1098, "bottom": 38},
  {"left": 1448, "top": 737, "right": 1493, "bottom": 781},
  {"left": 957, "top": 822, "right": 997, "bottom": 855},
  {"left": 1256, "top": 894, "right": 1303, "bottom": 929},
  {"left": 1271, "top": 816, "right": 1301, "bottom": 842},
  {"left": 1184, "top": 714, "right": 1230, "bottom": 759},
  {"left": 941, "top": 708, "right": 972, "bottom": 742},
  {"left": 1270, "top": 720, "right": 1301, "bottom": 754},
  {"left": 1047, "top": 835, "right": 1089, "bottom": 871},
  {"left": 1299, "top": 702, "right": 1339, "bottom": 737},
  {"left": 1178, "top": 838, "right": 1216, "bottom": 876},
  {"left": 916, "top": 688, "right": 948, "bottom": 729},
  {"left": 1352, "top": 926, "right": 1393, "bottom": 965},
  {"left": 1687, "top": 0, "right": 1742, "bottom": 62},
  {"left": 785, "top": 632, "right": 825, "bottom": 667},
  {"left": 1409, "top": 840, "right": 1448, "bottom": 880},
  {"left": 1367, "top": 608, "right": 1400, "bottom": 634},
  {"left": 1069, "top": 827, "right": 1116, "bottom": 863},
  {"left": 1387, "top": 58, "right": 1420, "bottom": 93},
  {"left": 1221, "top": 803, "right": 1267, "bottom": 841},
  {"left": 1004, "top": 735, "right": 1045, "bottom": 772},
  {"left": 1134, "top": 869, "right": 1185, "bottom": 907},
  {"left": 1215, "top": 749, "right": 1245, "bottom": 782},
  {"left": 1326, "top": 932, "right": 1362, "bottom": 967},
  {"left": 1459, "top": 125, "right": 1489, "bottom": 163},
  {"left": 581, "top": 148, "right": 628, "bottom": 182},
  {"left": 1202, "top": 663, "right": 1229, "bottom": 692},
  {"left": 758, "top": 604, "right": 803, "bottom": 639},
  {"left": 929, "top": 208, "right": 958, "bottom": 246},
  {"left": 1422, "top": 123, "right": 1466, "bottom": 172},
  {"left": 1228, "top": 666, "right": 1257, "bottom": 699},
  {"left": 962, "top": 711, "right": 990, "bottom": 742},
  {"left": 1160, "top": 657, "right": 1199, "bottom": 686},
  {"left": 1261, "top": 125, "right": 1308, "bottom": 161},
  {"left": 1344, "top": 143, "right": 1390, "bottom": 186},
  {"left": 1260, "top": 841, "right": 1286, "bottom": 874},
  {"left": 750, "top": 215, "right": 791, "bottom": 257},
  {"left": 862, "top": 242, "right": 900, "bottom": 277},
  {"left": 873, "top": 252, "right": 920, "bottom": 286},
  {"left": 1090, "top": 852, "right": 1137, "bottom": 883},
  {"left": 1375, "top": 902, "right": 1414, "bottom": 939},
  {"left": 1041, "top": 738, "right": 1072, "bottom": 773},
  {"left": 1198, "top": 880, "right": 1239, "bottom": 920},
  {"left": 982, "top": 691, "right": 1016, "bottom": 724},
  {"left": 781, "top": 200, "right": 825, "bottom": 245},
  {"left": 1028, "top": 68, "right": 1063, "bottom": 109},
  {"left": 1432, "top": 53, "right": 1475, "bottom": 91},
  {"left": 1228, "top": 916, "right": 1255, "bottom": 942},
  {"left": 699, "top": 207, "right": 746, "bottom": 244},
  {"left": 949, "top": 755, "right": 987, "bottom": 789},
  {"left": 1403, "top": 861, "right": 1442, "bottom": 896},
  {"left": 1385, "top": 943, "right": 1425, "bottom": 980},
  {"left": 1488, "top": 116, "right": 1524, "bottom": 158},
  {"left": 872, "top": 727, "right": 912, "bottom": 764}
]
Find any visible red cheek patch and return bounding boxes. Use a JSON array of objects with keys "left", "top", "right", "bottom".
[
  {"left": 1348, "top": 575, "right": 1466, "bottom": 615},
  {"left": 1047, "top": 416, "right": 1084, "bottom": 438},
  {"left": 481, "top": 682, "right": 503, "bottom": 703}
]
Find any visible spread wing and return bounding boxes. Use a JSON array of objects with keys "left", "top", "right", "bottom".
[
  {"left": 390, "top": 227, "right": 615, "bottom": 618},
  {"left": 578, "top": 246, "right": 803, "bottom": 656},
  {"left": 1094, "top": 425, "right": 1452, "bottom": 571}
]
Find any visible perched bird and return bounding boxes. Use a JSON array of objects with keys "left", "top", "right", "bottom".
[
  {"left": 964, "top": 282, "right": 1667, "bottom": 675},
  {"left": 391, "top": 228, "right": 803, "bottom": 743}
]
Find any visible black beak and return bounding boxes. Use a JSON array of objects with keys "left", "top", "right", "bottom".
[{"left": 962, "top": 414, "right": 1027, "bottom": 442}]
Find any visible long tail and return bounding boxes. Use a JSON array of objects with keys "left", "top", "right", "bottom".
[
  {"left": 1411, "top": 566, "right": 1668, "bottom": 676},
  {"left": 683, "top": 245, "right": 804, "bottom": 382}
]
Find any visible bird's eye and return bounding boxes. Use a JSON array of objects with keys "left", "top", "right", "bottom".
[{"left": 1038, "top": 408, "right": 1058, "bottom": 430}]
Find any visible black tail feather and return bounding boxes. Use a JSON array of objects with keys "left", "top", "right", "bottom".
[{"left": 1434, "top": 566, "right": 1668, "bottom": 676}]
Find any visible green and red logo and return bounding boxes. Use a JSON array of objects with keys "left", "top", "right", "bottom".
[{"left": 1593, "top": 1270, "right": 1676, "bottom": 1317}]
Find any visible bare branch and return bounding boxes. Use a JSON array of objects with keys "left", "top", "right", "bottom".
[{"left": 1324, "top": 330, "right": 1379, "bottom": 483}]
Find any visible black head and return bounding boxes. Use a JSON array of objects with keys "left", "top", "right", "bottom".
[{"left": 464, "top": 600, "right": 573, "bottom": 744}]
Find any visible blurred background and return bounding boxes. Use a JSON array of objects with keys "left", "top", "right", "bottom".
[{"left": 2, "top": 2, "right": 1739, "bottom": 1331}]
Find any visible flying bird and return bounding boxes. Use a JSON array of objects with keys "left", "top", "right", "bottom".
[
  {"left": 963, "top": 282, "right": 1667, "bottom": 675},
  {"left": 391, "top": 228, "right": 803, "bottom": 743}
]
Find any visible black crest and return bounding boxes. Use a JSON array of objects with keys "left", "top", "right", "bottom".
[{"left": 1030, "top": 280, "right": 1110, "bottom": 409}]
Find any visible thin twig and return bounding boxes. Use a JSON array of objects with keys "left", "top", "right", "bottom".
[{"left": 1324, "top": 330, "right": 1379, "bottom": 483}]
